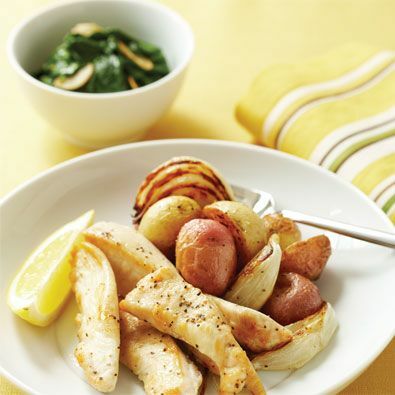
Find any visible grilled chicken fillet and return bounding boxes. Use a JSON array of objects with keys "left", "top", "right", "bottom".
[
  {"left": 120, "top": 311, "right": 202, "bottom": 394},
  {"left": 120, "top": 267, "right": 265, "bottom": 395},
  {"left": 84, "top": 222, "right": 173, "bottom": 298},
  {"left": 86, "top": 222, "right": 289, "bottom": 353},
  {"left": 71, "top": 242, "right": 120, "bottom": 392}
]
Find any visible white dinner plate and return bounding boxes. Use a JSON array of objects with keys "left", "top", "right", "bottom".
[{"left": 1, "top": 139, "right": 394, "bottom": 395}]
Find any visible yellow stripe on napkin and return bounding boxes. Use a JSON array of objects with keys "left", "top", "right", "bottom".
[
  {"left": 236, "top": 43, "right": 395, "bottom": 220},
  {"left": 279, "top": 70, "right": 395, "bottom": 159},
  {"left": 236, "top": 43, "right": 392, "bottom": 145}
]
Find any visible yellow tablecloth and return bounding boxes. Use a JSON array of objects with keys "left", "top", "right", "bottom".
[{"left": 1, "top": 0, "right": 394, "bottom": 393}]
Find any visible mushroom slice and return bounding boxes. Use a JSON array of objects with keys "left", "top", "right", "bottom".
[
  {"left": 133, "top": 156, "right": 235, "bottom": 222},
  {"left": 118, "top": 41, "right": 154, "bottom": 71},
  {"left": 71, "top": 242, "right": 120, "bottom": 392},
  {"left": 252, "top": 302, "right": 337, "bottom": 371},
  {"left": 128, "top": 76, "right": 139, "bottom": 89},
  {"left": 120, "top": 267, "right": 266, "bottom": 395},
  {"left": 54, "top": 63, "right": 94, "bottom": 91},
  {"left": 120, "top": 311, "right": 202, "bottom": 394},
  {"left": 84, "top": 222, "right": 175, "bottom": 298},
  {"left": 210, "top": 296, "right": 292, "bottom": 353},
  {"left": 70, "top": 22, "right": 103, "bottom": 37},
  {"left": 225, "top": 235, "right": 281, "bottom": 309}
]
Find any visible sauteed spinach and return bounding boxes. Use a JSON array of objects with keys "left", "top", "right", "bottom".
[{"left": 35, "top": 23, "right": 169, "bottom": 93}]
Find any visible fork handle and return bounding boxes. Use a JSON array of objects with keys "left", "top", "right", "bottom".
[{"left": 282, "top": 210, "right": 395, "bottom": 248}]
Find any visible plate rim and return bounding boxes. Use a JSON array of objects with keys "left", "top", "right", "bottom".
[
  {"left": 1, "top": 138, "right": 394, "bottom": 231},
  {"left": 1, "top": 138, "right": 394, "bottom": 395}
]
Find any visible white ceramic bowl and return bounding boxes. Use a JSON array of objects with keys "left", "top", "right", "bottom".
[{"left": 7, "top": 0, "right": 194, "bottom": 148}]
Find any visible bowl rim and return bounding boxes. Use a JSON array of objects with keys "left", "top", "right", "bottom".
[{"left": 7, "top": 0, "right": 195, "bottom": 99}]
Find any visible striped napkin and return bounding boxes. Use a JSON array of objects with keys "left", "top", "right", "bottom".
[{"left": 236, "top": 43, "right": 395, "bottom": 222}]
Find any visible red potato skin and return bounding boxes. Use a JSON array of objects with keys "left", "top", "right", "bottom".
[
  {"left": 262, "top": 273, "right": 323, "bottom": 326},
  {"left": 280, "top": 235, "right": 331, "bottom": 280},
  {"left": 176, "top": 219, "right": 237, "bottom": 296}
]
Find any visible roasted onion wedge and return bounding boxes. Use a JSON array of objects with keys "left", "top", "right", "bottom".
[
  {"left": 133, "top": 156, "right": 235, "bottom": 222},
  {"left": 225, "top": 235, "right": 281, "bottom": 309},
  {"left": 210, "top": 296, "right": 292, "bottom": 353},
  {"left": 252, "top": 302, "right": 337, "bottom": 371}
]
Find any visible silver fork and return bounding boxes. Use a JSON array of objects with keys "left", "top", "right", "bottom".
[{"left": 231, "top": 184, "right": 395, "bottom": 249}]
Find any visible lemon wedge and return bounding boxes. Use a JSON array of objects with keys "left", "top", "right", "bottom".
[{"left": 7, "top": 210, "right": 95, "bottom": 326}]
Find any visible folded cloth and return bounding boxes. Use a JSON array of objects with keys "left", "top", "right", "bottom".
[{"left": 236, "top": 43, "right": 395, "bottom": 222}]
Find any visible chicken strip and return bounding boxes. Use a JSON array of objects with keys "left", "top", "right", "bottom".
[
  {"left": 86, "top": 222, "right": 288, "bottom": 353},
  {"left": 120, "top": 311, "right": 202, "bottom": 394},
  {"left": 71, "top": 242, "right": 120, "bottom": 392},
  {"left": 120, "top": 267, "right": 265, "bottom": 395},
  {"left": 84, "top": 222, "right": 174, "bottom": 298},
  {"left": 210, "top": 297, "right": 292, "bottom": 353}
]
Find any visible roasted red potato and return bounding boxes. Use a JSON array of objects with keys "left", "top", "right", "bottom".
[
  {"left": 175, "top": 219, "right": 237, "bottom": 296},
  {"left": 262, "top": 273, "right": 323, "bottom": 325},
  {"left": 262, "top": 213, "right": 301, "bottom": 250},
  {"left": 280, "top": 235, "right": 331, "bottom": 280},
  {"left": 203, "top": 201, "right": 267, "bottom": 270}
]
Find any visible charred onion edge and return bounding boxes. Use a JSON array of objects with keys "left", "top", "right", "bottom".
[
  {"left": 134, "top": 183, "right": 222, "bottom": 223},
  {"left": 239, "top": 243, "right": 273, "bottom": 277},
  {"left": 224, "top": 235, "right": 280, "bottom": 309},
  {"left": 252, "top": 302, "right": 337, "bottom": 371},
  {"left": 141, "top": 169, "right": 226, "bottom": 207},
  {"left": 133, "top": 158, "right": 234, "bottom": 222},
  {"left": 136, "top": 161, "right": 232, "bottom": 206}
]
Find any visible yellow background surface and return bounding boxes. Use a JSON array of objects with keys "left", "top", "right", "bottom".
[{"left": 1, "top": 0, "right": 394, "bottom": 393}]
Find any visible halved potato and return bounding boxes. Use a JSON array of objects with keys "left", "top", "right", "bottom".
[
  {"left": 225, "top": 235, "right": 281, "bottom": 309},
  {"left": 139, "top": 196, "right": 201, "bottom": 258},
  {"left": 262, "top": 272, "right": 323, "bottom": 326},
  {"left": 133, "top": 157, "right": 235, "bottom": 222},
  {"left": 252, "top": 302, "right": 337, "bottom": 370},
  {"left": 203, "top": 201, "right": 268, "bottom": 268},
  {"left": 176, "top": 219, "right": 237, "bottom": 296},
  {"left": 262, "top": 213, "right": 301, "bottom": 250},
  {"left": 211, "top": 296, "right": 292, "bottom": 353},
  {"left": 280, "top": 235, "right": 331, "bottom": 280}
]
